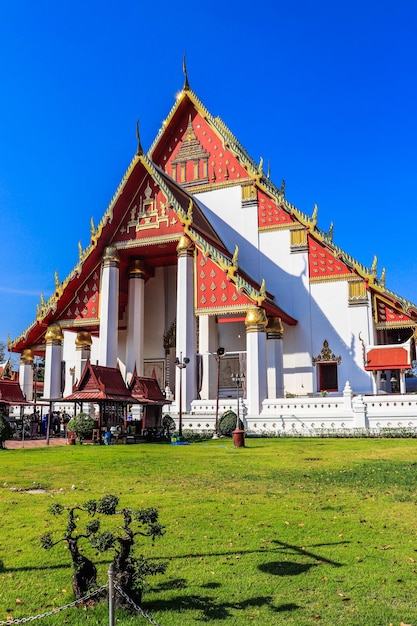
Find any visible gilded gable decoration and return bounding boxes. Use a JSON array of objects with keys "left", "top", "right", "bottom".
[
  {"left": 171, "top": 116, "right": 209, "bottom": 186},
  {"left": 312, "top": 340, "right": 341, "bottom": 365}
]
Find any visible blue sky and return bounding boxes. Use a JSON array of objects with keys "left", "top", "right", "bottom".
[{"left": 1, "top": 1, "right": 416, "bottom": 348}]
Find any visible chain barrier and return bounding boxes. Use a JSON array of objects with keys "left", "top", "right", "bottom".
[
  {"left": 0, "top": 585, "right": 108, "bottom": 625},
  {"left": 114, "top": 583, "right": 163, "bottom": 626}
]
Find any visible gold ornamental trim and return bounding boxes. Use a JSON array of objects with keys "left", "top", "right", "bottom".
[
  {"left": 128, "top": 259, "right": 146, "bottom": 278},
  {"left": 75, "top": 331, "right": 92, "bottom": 348},
  {"left": 45, "top": 323, "right": 64, "bottom": 344},
  {"left": 20, "top": 349, "right": 34, "bottom": 365},
  {"left": 266, "top": 316, "right": 284, "bottom": 338},
  {"left": 102, "top": 246, "right": 120, "bottom": 264},
  {"left": 177, "top": 235, "right": 195, "bottom": 256},
  {"left": 245, "top": 306, "right": 268, "bottom": 332}
]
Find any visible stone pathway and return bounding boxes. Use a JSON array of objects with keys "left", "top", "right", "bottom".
[{"left": 4, "top": 437, "right": 68, "bottom": 449}]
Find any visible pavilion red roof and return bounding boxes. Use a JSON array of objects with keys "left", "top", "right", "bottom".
[
  {"left": 63, "top": 361, "right": 137, "bottom": 403},
  {"left": 128, "top": 372, "right": 168, "bottom": 405},
  {"left": 0, "top": 379, "right": 31, "bottom": 405}
]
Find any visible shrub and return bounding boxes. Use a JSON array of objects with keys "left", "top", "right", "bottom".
[
  {"left": 162, "top": 414, "right": 176, "bottom": 439},
  {"left": 0, "top": 415, "right": 13, "bottom": 448},
  {"left": 218, "top": 410, "right": 243, "bottom": 437},
  {"left": 67, "top": 412, "right": 96, "bottom": 441}
]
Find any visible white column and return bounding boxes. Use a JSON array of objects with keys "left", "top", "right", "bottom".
[
  {"left": 74, "top": 331, "right": 91, "bottom": 384},
  {"left": 44, "top": 323, "right": 64, "bottom": 400},
  {"left": 126, "top": 259, "right": 146, "bottom": 382},
  {"left": 99, "top": 246, "right": 120, "bottom": 367},
  {"left": 266, "top": 316, "right": 284, "bottom": 399},
  {"left": 400, "top": 370, "right": 406, "bottom": 394},
  {"left": 245, "top": 307, "right": 267, "bottom": 416},
  {"left": 198, "top": 314, "right": 218, "bottom": 400},
  {"left": 19, "top": 349, "right": 34, "bottom": 402},
  {"left": 175, "top": 235, "right": 196, "bottom": 411}
]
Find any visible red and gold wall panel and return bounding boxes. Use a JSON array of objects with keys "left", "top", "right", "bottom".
[
  {"left": 258, "top": 189, "right": 295, "bottom": 229},
  {"left": 195, "top": 248, "right": 252, "bottom": 312},
  {"left": 309, "top": 236, "right": 353, "bottom": 280},
  {"left": 375, "top": 297, "right": 414, "bottom": 326},
  {"left": 59, "top": 268, "right": 100, "bottom": 324}
]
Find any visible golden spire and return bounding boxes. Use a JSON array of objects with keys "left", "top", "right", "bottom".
[
  {"left": 136, "top": 118, "right": 143, "bottom": 156},
  {"left": 182, "top": 52, "right": 190, "bottom": 91}
]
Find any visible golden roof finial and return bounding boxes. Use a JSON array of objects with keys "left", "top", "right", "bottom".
[
  {"left": 328, "top": 222, "right": 334, "bottom": 241},
  {"left": 379, "top": 267, "right": 386, "bottom": 288},
  {"left": 260, "top": 278, "right": 266, "bottom": 299},
  {"left": 136, "top": 118, "right": 143, "bottom": 156},
  {"left": 258, "top": 156, "right": 264, "bottom": 175},
  {"left": 54, "top": 270, "right": 60, "bottom": 291},
  {"left": 90, "top": 216, "right": 95, "bottom": 238},
  {"left": 232, "top": 245, "right": 239, "bottom": 269},
  {"left": 280, "top": 179, "right": 286, "bottom": 198},
  {"left": 371, "top": 255, "right": 378, "bottom": 275},
  {"left": 312, "top": 203, "right": 318, "bottom": 224},
  {"left": 182, "top": 52, "right": 190, "bottom": 91}
]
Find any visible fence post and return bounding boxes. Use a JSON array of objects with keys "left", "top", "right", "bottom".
[{"left": 108, "top": 563, "right": 115, "bottom": 626}]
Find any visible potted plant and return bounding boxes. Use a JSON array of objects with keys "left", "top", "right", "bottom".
[{"left": 66, "top": 413, "right": 96, "bottom": 444}]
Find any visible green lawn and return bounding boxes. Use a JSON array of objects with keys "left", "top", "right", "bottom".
[{"left": 1, "top": 438, "right": 417, "bottom": 625}]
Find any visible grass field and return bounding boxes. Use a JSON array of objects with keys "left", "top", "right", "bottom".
[{"left": 2, "top": 437, "right": 417, "bottom": 625}]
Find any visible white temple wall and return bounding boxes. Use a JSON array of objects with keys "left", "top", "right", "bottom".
[
  {"left": 61, "top": 330, "right": 101, "bottom": 398},
  {"left": 259, "top": 229, "right": 301, "bottom": 319},
  {"left": 196, "top": 187, "right": 261, "bottom": 283},
  {"left": 217, "top": 320, "right": 246, "bottom": 354},
  {"left": 309, "top": 282, "right": 373, "bottom": 394},
  {"left": 143, "top": 267, "right": 166, "bottom": 361}
]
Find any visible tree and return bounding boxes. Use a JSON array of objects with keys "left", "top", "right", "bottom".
[
  {"left": 90, "top": 495, "right": 167, "bottom": 607},
  {"left": 40, "top": 495, "right": 167, "bottom": 607},
  {"left": 40, "top": 502, "right": 99, "bottom": 598}
]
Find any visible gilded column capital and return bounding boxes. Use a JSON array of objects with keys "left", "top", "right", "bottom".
[
  {"left": 176, "top": 235, "right": 194, "bottom": 257},
  {"left": 245, "top": 307, "right": 268, "bottom": 333},
  {"left": 266, "top": 316, "right": 284, "bottom": 339},
  {"left": 128, "top": 259, "right": 146, "bottom": 279},
  {"left": 75, "top": 331, "right": 92, "bottom": 349},
  {"left": 102, "top": 245, "right": 120, "bottom": 266},
  {"left": 20, "top": 348, "right": 34, "bottom": 365},
  {"left": 45, "top": 323, "right": 64, "bottom": 345}
]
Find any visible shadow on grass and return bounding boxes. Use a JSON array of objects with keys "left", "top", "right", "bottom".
[
  {"left": 0, "top": 557, "right": 110, "bottom": 574},
  {"left": 259, "top": 560, "right": 317, "bottom": 576},
  {"left": 272, "top": 540, "right": 344, "bottom": 567},
  {"left": 146, "top": 593, "right": 295, "bottom": 621}
]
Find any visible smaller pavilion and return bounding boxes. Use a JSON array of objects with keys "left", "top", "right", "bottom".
[
  {"left": 63, "top": 361, "right": 137, "bottom": 432},
  {"left": 128, "top": 370, "right": 169, "bottom": 437}
]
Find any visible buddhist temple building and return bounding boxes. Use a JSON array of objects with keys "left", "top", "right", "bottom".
[{"left": 8, "top": 70, "right": 417, "bottom": 434}]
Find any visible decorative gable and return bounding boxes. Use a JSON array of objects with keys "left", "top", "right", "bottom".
[
  {"left": 195, "top": 248, "right": 253, "bottom": 314},
  {"left": 112, "top": 173, "right": 183, "bottom": 244},
  {"left": 309, "top": 236, "right": 353, "bottom": 281},
  {"left": 374, "top": 295, "right": 415, "bottom": 328},
  {"left": 153, "top": 105, "right": 249, "bottom": 189},
  {"left": 58, "top": 268, "right": 100, "bottom": 325},
  {"left": 258, "top": 189, "right": 295, "bottom": 230}
]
